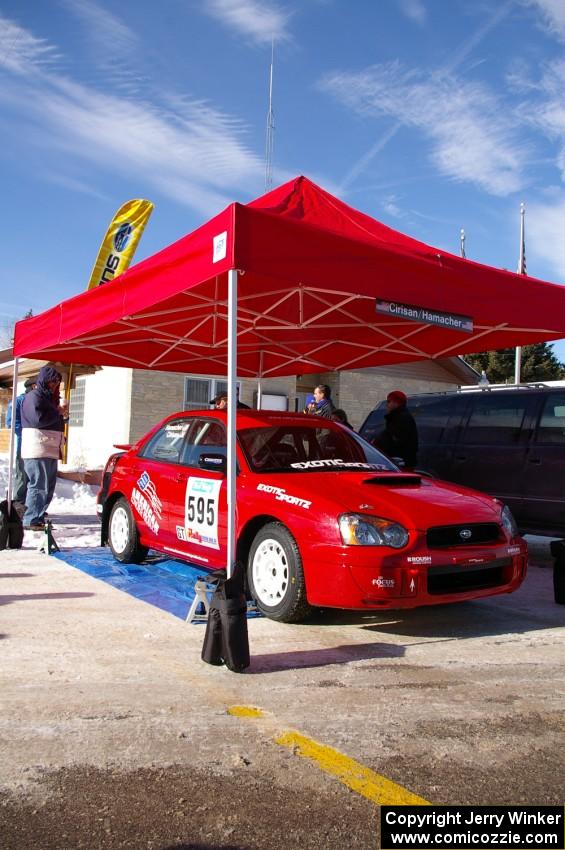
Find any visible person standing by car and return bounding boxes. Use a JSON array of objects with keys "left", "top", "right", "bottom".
[
  {"left": 6, "top": 375, "right": 37, "bottom": 507},
  {"left": 374, "top": 389, "right": 418, "bottom": 469},
  {"left": 304, "top": 384, "right": 335, "bottom": 418},
  {"left": 20, "top": 366, "right": 68, "bottom": 530}
]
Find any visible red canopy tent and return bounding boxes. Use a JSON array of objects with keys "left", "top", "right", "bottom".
[
  {"left": 13, "top": 175, "right": 565, "bottom": 376},
  {"left": 12, "top": 176, "right": 565, "bottom": 571}
]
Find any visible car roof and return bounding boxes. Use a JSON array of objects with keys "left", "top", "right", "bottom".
[{"left": 163, "top": 409, "right": 334, "bottom": 427}]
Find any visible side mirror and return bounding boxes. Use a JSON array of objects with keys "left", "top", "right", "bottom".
[{"left": 198, "top": 452, "right": 227, "bottom": 474}]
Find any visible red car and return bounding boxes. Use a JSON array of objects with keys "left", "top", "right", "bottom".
[{"left": 97, "top": 410, "right": 527, "bottom": 622}]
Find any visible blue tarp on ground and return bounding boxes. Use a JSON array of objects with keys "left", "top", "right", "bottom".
[{"left": 54, "top": 548, "right": 212, "bottom": 621}]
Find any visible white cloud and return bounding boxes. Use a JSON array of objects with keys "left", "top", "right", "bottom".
[
  {"left": 528, "top": 194, "right": 565, "bottom": 279},
  {"left": 0, "top": 18, "right": 266, "bottom": 216},
  {"left": 320, "top": 62, "right": 525, "bottom": 196},
  {"left": 521, "top": 60, "right": 565, "bottom": 181},
  {"left": 398, "top": 0, "right": 426, "bottom": 25},
  {"left": 525, "top": 0, "right": 565, "bottom": 41},
  {"left": 0, "top": 14, "right": 59, "bottom": 74},
  {"left": 61, "top": 0, "right": 137, "bottom": 54},
  {"left": 203, "top": 0, "right": 292, "bottom": 45}
]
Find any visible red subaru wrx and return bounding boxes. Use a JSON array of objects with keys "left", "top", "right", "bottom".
[{"left": 97, "top": 410, "right": 527, "bottom": 622}]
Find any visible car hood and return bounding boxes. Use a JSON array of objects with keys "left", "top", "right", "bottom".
[{"left": 262, "top": 470, "right": 502, "bottom": 528}]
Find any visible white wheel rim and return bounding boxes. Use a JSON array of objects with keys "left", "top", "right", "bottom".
[
  {"left": 252, "top": 537, "right": 289, "bottom": 607},
  {"left": 110, "top": 505, "right": 130, "bottom": 554}
]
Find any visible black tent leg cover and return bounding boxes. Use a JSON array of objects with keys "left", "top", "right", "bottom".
[{"left": 201, "top": 606, "right": 224, "bottom": 665}]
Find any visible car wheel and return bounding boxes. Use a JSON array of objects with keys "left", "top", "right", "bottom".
[
  {"left": 108, "top": 498, "right": 148, "bottom": 564},
  {"left": 554, "top": 553, "right": 565, "bottom": 605},
  {"left": 248, "top": 522, "right": 312, "bottom": 623}
]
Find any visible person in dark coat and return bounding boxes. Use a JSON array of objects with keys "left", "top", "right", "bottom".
[
  {"left": 304, "top": 384, "right": 335, "bottom": 419},
  {"left": 374, "top": 390, "right": 418, "bottom": 468},
  {"left": 20, "top": 366, "right": 67, "bottom": 529},
  {"left": 6, "top": 376, "right": 37, "bottom": 504},
  {"left": 331, "top": 408, "right": 353, "bottom": 429}
]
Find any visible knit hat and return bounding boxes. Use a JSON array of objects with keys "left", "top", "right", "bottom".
[
  {"left": 387, "top": 390, "right": 407, "bottom": 405},
  {"left": 24, "top": 376, "right": 38, "bottom": 390}
]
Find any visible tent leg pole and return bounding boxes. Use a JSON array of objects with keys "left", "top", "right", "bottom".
[
  {"left": 7, "top": 358, "right": 19, "bottom": 511},
  {"left": 226, "top": 269, "right": 238, "bottom": 579}
]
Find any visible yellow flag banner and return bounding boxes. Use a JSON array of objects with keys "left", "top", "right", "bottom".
[{"left": 87, "top": 198, "right": 154, "bottom": 290}]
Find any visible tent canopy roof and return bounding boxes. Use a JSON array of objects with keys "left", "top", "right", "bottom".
[{"left": 14, "top": 176, "right": 565, "bottom": 378}]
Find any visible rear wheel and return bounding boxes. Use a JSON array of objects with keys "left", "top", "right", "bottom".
[
  {"left": 108, "top": 498, "right": 148, "bottom": 564},
  {"left": 248, "top": 522, "right": 312, "bottom": 623}
]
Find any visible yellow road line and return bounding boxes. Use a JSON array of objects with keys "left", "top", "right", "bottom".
[
  {"left": 276, "top": 730, "right": 429, "bottom": 806},
  {"left": 227, "top": 705, "right": 266, "bottom": 718},
  {"left": 228, "top": 705, "right": 429, "bottom": 807}
]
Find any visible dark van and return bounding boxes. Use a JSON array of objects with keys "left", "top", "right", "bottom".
[{"left": 359, "top": 385, "right": 565, "bottom": 540}]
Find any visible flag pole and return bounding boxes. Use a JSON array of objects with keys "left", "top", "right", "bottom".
[
  {"left": 460, "top": 228, "right": 466, "bottom": 259},
  {"left": 514, "top": 202, "right": 526, "bottom": 384}
]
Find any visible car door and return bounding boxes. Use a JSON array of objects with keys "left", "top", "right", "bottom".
[
  {"left": 448, "top": 391, "right": 536, "bottom": 515},
  {"left": 164, "top": 417, "right": 228, "bottom": 569},
  {"left": 520, "top": 391, "right": 565, "bottom": 535},
  {"left": 134, "top": 416, "right": 194, "bottom": 549}
]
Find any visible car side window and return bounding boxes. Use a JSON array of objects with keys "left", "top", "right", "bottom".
[
  {"left": 462, "top": 394, "right": 529, "bottom": 445},
  {"left": 182, "top": 418, "right": 227, "bottom": 467},
  {"left": 535, "top": 393, "right": 565, "bottom": 445},
  {"left": 139, "top": 418, "right": 192, "bottom": 464}
]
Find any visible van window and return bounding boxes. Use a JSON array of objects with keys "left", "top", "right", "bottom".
[
  {"left": 413, "top": 395, "right": 466, "bottom": 443},
  {"left": 462, "top": 394, "right": 529, "bottom": 445},
  {"left": 535, "top": 393, "right": 565, "bottom": 445}
]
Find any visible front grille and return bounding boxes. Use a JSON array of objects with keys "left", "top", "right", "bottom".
[
  {"left": 426, "top": 523, "right": 501, "bottom": 548},
  {"left": 427, "top": 558, "right": 512, "bottom": 595}
]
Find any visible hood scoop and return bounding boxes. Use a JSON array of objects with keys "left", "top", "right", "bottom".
[{"left": 363, "top": 474, "right": 422, "bottom": 487}]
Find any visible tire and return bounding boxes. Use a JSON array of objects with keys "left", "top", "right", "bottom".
[
  {"left": 247, "top": 522, "right": 312, "bottom": 623},
  {"left": 108, "top": 498, "right": 148, "bottom": 564},
  {"left": 554, "top": 554, "right": 565, "bottom": 605}
]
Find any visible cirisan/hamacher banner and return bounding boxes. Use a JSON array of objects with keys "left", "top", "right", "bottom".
[
  {"left": 87, "top": 199, "right": 154, "bottom": 289},
  {"left": 375, "top": 299, "right": 474, "bottom": 333}
]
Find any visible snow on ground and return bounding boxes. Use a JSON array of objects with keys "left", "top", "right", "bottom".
[{"left": 0, "top": 454, "right": 100, "bottom": 548}]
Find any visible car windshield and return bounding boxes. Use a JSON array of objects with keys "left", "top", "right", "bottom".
[{"left": 238, "top": 424, "right": 398, "bottom": 473}]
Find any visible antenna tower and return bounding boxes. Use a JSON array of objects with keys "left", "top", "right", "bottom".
[{"left": 265, "top": 40, "right": 275, "bottom": 192}]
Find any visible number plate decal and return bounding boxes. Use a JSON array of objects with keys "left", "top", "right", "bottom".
[{"left": 181, "top": 477, "right": 222, "bottom": 549}]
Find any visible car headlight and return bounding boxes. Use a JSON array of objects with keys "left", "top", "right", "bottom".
[
  {"left": 338, "top": 513, "right": 409, "bottom": 548},
  {"left": 501, "top": 504, "right": 519, "bottom": 539}
]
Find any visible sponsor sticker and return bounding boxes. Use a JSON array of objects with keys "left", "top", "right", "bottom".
[
  {"left": 290, "top": 459, "right": 390, "bottom": 471},
  {"left": 257, "top": 482, "right": 311, "bottom": 509},
  {"left": 372, "top": 576, "right": 395, "bottom": 588},
  {"left": 407, "top": 555, "right": 432, "bottom": 565},
  {"left": 131, "top": 485, "right": 160, "bottom": 535},
  {"left": 213, "top": 231, "right": 227, "bottom": 263},
  {"left": 182, "top": 477, "right": 222, "bottom": 549},
  {"left": 508, "top": 545, "right": 522, "bottom": 556}
]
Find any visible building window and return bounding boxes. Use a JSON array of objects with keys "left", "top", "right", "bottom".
[
  {"left": 184, "top": 376, "right": 237, "bottom": 410},
  {"left": 69, "top": 376, "right": 86, "bottom": 426}
]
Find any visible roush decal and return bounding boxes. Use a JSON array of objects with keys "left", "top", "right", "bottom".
[
  {"left": 407, "top": 555, "right": 432, "bottom": 565},
  {"left": 508, "top": 545, "right": 522, "bottom": 556},
  {"left": 182, "top": 477, "right": 222, "bottom": 549},
  {"left": 257, "top": 482, "right": 311, "bottom": 509}
]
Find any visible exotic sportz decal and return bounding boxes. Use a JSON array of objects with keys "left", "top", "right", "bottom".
[
  {"left": 257, "top": 483, "right": 311, "bottom": 509},
  {"left": 290, "top": 459, "right": 390, "bottom": 471}
]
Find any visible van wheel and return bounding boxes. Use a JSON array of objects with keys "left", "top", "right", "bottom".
[
  {"left": 108, "top": 498, "right": 148, "bottom": 563},
  {"left": 248, "top": 522, "right": 312, "bottom": 623},
  {"left": 554, "top": 554, "right": 565, "bottom": 605}
]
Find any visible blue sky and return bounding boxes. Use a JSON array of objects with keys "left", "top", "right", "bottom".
[{"left": 2, "top": 0, "right": 565, "bottom": 361}]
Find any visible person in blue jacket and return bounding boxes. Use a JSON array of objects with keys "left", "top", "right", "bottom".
[
  {"left": 20, "top": 366, "right": 68, "bottom": 530},
  {"left": 6, "top": 375, "right": 37, "bottom": 505}
]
